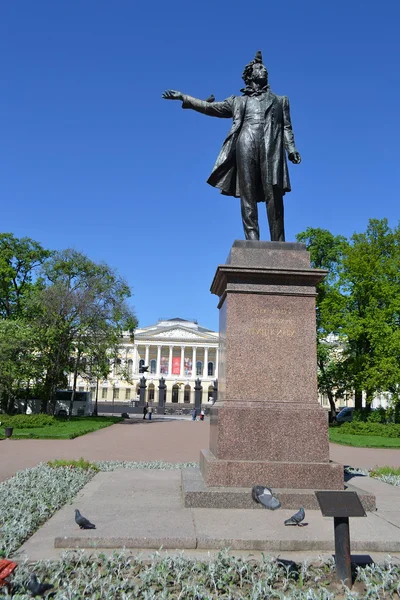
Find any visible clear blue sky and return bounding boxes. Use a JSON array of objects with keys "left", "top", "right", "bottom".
[{"left": 1, "top": 1, "right": 399, "bottom": 331}]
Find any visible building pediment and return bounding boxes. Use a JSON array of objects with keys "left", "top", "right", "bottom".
[{"left": 136, "top": 326, "right": 217, "bottom": 343}]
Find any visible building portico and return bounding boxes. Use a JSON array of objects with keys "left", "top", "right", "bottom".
[{"left": 72, "top": 318, "right": 219, "bottom": 406}]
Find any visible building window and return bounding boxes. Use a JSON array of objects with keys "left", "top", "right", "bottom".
[
  {"left": 101, "top": 387, "right": 108, "bottom": 400},
  {"left": 196, "top": 361, "right": 203, "bottom": 376},
  {"left": 90, "top": 387, "right": 96, "bottom": 400},
  {"left": 125, "top": 388, "right": 131, "bottom": 400},
  {"left": 114, "top": 358, "right": 122, "bottom": 377},
  {"left": 172, "top": 384, "right": 179, "bottom": 403},
  {"left": 127, "top": 360, "right": 133, "bottom": 377},
  {"left": 148, "top": 384, "right": 155, "bottom": 401},
  {"left": 208, "top": 362, "right": 214, "bottom": 377},
  {"left": 139, "top": 359, "right": 145, "bottom": 372},
  {"left": 114, "top": 387, "right": 120, "bottom": 400},
  {"left": 150, "top": 359, "right": 157, "bottom": 374},
  {"left": 78, "top": 387, "right": 84, "bottom": 392},
  {"left": 184, "top": 385, "right": 191, "bottom": 403}
]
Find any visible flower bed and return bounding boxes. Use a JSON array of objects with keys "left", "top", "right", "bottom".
[{"left": 5, "top": 550, "right": 400, "bottom": 599}]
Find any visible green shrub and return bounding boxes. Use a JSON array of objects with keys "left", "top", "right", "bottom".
[
  {"left": 353, "top": 407, "right": 388, "bottom": 424},
  {"left": 339, "top": 421, "right": 400, "bottom": 438},
  {"left": 367, "top": 407, "right": 387, "bottom": 423},
  {"left": 0, "top": 414, "right": 57, "bottom": 429}
]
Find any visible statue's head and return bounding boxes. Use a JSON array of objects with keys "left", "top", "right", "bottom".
[{"left": 242, "top": 51, "right": 268, "bottom": 87}]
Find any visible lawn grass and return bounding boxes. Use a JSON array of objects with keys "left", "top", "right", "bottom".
[
  {"left": 329, "top": 427, "right": 400, "bottom": 448},
  {"left": 0, "top": 416, "right": 122, "bottom": 440}
]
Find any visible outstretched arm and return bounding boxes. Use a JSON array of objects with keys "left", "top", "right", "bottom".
[
  {"left": 162, "top": 90, "right": 233, "bottom": 118},
  {"left": 282, "top": 96, "right": 301, "bottom": 164}
]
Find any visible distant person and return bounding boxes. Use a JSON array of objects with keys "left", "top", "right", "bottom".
[
  {"left": 200, "top": 409, "right": 205, "bottom": 421},
  {"left": 26, "top": 405, "right": 32, "bottom": 415},
  {"left": 148, "top": 406, "right": 153, "bottom": 420},
  {"left": 143, "top": 403, "right": 148, "bottom": 420},
  {"left": 191, "top": 408, "right": 197, "bottom": 421}
]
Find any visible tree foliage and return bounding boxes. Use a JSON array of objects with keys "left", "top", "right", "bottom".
[
  {"left": 0, "top": 237, "right": 137, "bottom": 413},
  {"left": 297, "top": 219, "right": 400, "bottom": 412}
]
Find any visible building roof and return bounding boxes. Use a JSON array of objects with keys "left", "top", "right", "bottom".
[{"left": 133, "top": 317, "right": 218, "bottom": 342}]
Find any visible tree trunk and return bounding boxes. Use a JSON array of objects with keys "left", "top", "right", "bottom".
[
  {"left": 354, "top": 389, "right": 363, "bottom": 411},
  {"left": 327, "top": 390, "right": 336, "bottom": 420},
  {"left": 93, "top": 378, "right": 99, "bottom": 416}
]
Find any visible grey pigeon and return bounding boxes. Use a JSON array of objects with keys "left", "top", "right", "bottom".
[
  {"left": 205, "top": 94, "right": 215, "bottom": 103},
  {"left": 75, "top": 508, "right": 96, "bottom": 529},
  {"left": 252, "top": 485, "right": 281, "bottom": 510},
  {"left": 27, "top": 574, "right": 54, "bottom": 597},
  {"left": 284, "top": 507, "right": 305, "bottom": 526}
]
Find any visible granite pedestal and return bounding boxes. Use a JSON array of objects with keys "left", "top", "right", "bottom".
[{"left": 184, "top": 241, "right": 345, "bottom": 508}]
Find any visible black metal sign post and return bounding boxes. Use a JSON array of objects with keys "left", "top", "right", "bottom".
[
  {"left": 333, "top": 516, "right": 352, "bottom": 585},
  {"left": 315, "top": 491, "right": 366, "bottom": 588}
]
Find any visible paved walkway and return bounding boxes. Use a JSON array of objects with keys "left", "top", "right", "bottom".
[
  {"left": 1, "top": 419, "right": 400, "bottom": 483},
  {"left": 18, "top": 468, "right": 400, "bottom": 561}
]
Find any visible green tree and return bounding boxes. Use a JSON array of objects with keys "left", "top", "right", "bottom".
[
  {"left": 0, "top": 233, "right": 51, "bottom": 319},
  {"left": 0, "top": 234, "right": 51, "bottom": 410},
  {"left": 297, "top": 227, "right": 349, "bottom": 415},
  {"left": 339, "top": 219, "right": 400, "bottom": 409},
  {"left": 298, "top": 220, "right": 400, "bottom": 413},
  {"left": 0, "top": 320, "right": 43, "bottom": 413},
  {"left": 33, "top": 249, "right": 137, "bottom": 414}
]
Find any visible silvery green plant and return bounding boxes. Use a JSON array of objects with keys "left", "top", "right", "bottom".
[
  {"left": 0, "top": 464, "right": 95, "bottom": 557},
  {"left": 2, "top": 550, "right": 400, "bottom": 598}
]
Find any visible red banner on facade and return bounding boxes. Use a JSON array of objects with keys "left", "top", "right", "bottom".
[{"left": 172, "top": 357, "right": 181, "bottom": 375}]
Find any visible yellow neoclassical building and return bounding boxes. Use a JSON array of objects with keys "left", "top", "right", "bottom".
[{"left": 73, "top": 318, "right": 219, "bottom": 406}]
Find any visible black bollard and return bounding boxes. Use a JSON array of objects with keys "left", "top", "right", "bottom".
[
  {"left": 194, "top": 378, "right": 202, "bottom": 414},
  {"left": 158, "top": 377, "right": 166, "bottom": 415},
  {"left": 213, "top": 378, "right": 218, "bottom": 403},
  {"left": 139, "top": 376, "right": 147, "bottom": 409}
]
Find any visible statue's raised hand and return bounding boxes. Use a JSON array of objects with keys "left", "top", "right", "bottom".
[{"left": 162, "top": 90, "right": 183, "bottom": 101}]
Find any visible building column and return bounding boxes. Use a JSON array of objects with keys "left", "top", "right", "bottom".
[
  {"left": 192, "top": 346, "right": 197, "bottom": 378},
  {"left": 133, "top": 344, "right": 138, "bottom": 374},
  {"left": 203, "top": 347, "right": 209, "bottom": 378},
  {"left": 145, "top": 345, "right": 150, "bottom": 367},
  {"left": 168, "top": 345, "right": 173, "bottom": 376},
  {"left": 215, "top": 347, "right": 219, "bottom": 377},
  {"left": 180, "top": 346, "right": 185, "bottom": 377},
  {"left": 156, "top": 345, "right": 161, "bottom": 376}
]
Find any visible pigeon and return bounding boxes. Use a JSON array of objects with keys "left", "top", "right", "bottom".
[
  {"left": 284, "top": 507, "right": 305, "bottom": 526},
  {"left": 27, "top": 574, "right": 54, "bottom": 597},
  {"left": 139, "top": 365, "right": 149, "bottom": 373},
  {"left": 252, "top": 485, "right": 281, "bottom": 510},
  {"left": 205, "top": 94, "right": 215, "bottom": 103},
  {"left": 74, "top": 509, "right": 96, "bottom": 529}
]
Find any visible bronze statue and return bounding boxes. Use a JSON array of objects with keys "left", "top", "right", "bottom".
[{"left": 163, "top": 51, "right": 301, "bottom": 241}]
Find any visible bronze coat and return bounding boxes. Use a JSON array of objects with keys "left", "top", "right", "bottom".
[{"left": 182, "top": 91, "right": 297, "bottom": 198}]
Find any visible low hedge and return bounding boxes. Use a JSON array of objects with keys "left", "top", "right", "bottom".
[
  {"left": 338, "top": 421, "right": 400, "bottom": 438},
  {"left": 0, "top": 414, "right": 57, "bottom": 428}
]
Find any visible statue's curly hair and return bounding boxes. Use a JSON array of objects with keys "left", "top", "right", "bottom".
[{"left": 242, "top": 51, "right": 268, "bottom": 86}]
